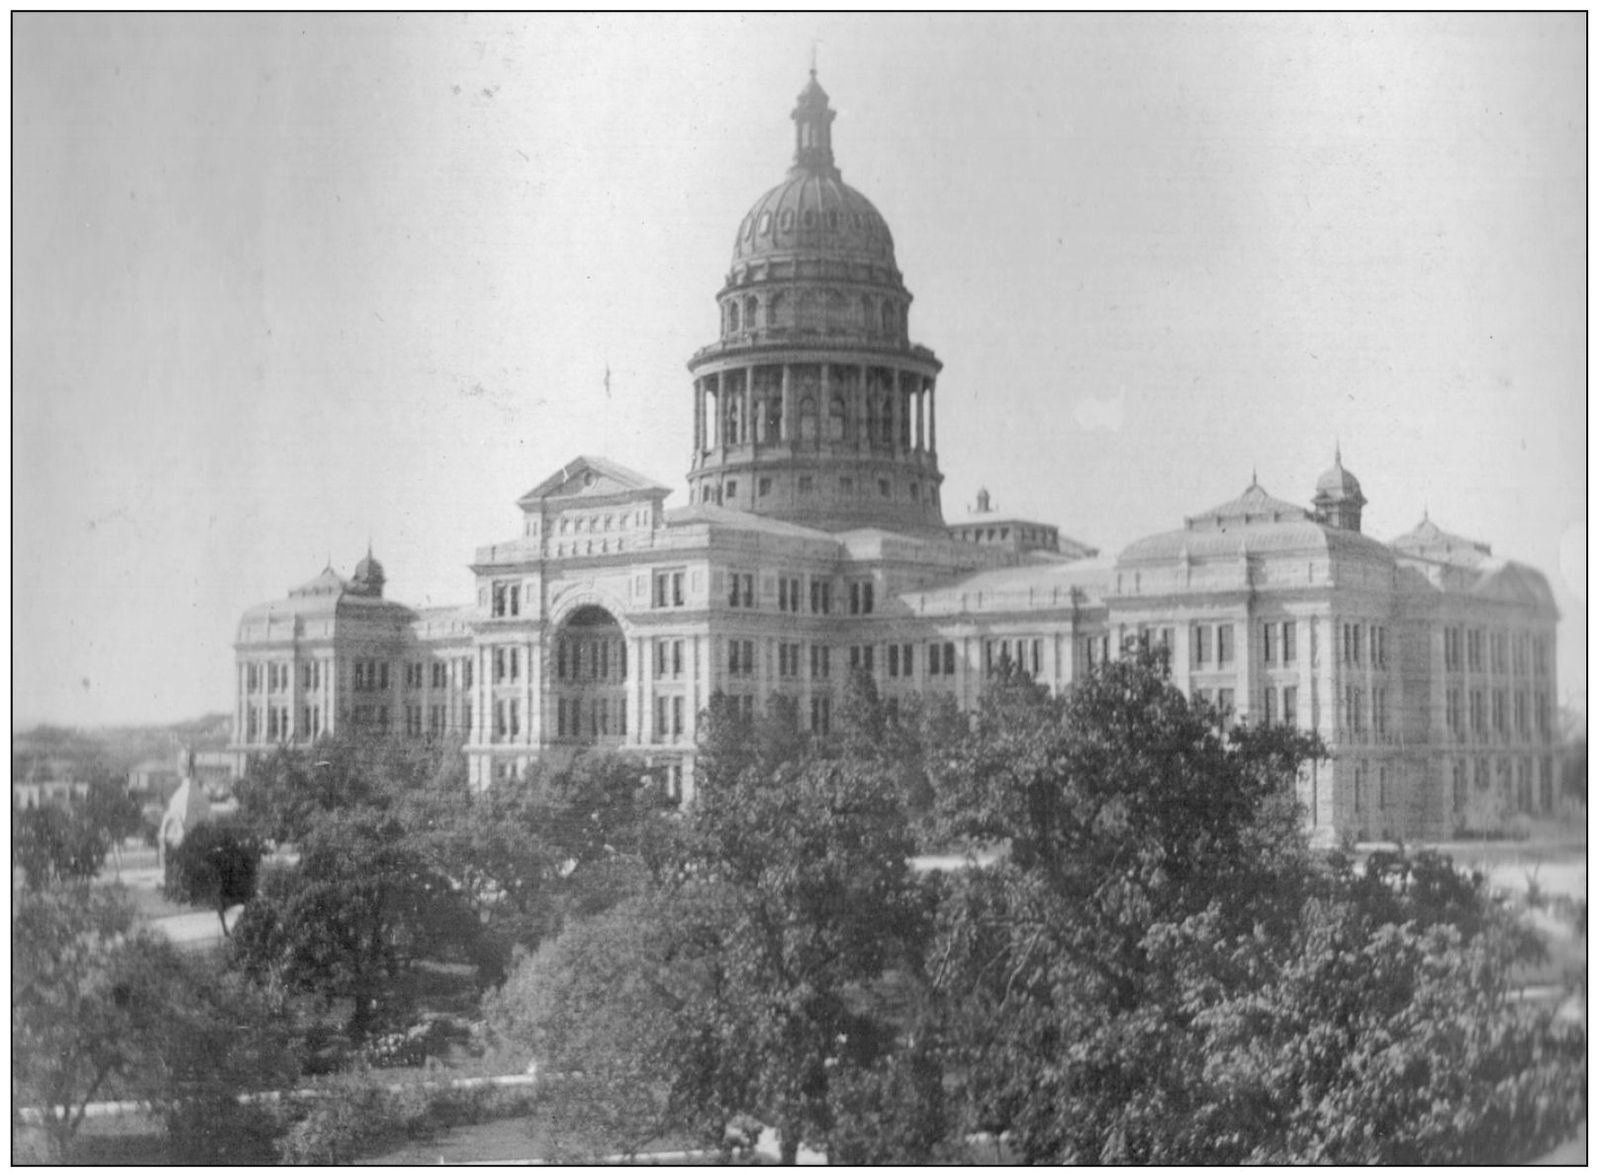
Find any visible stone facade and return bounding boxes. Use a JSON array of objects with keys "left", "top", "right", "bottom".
[{"left": 228, "top": 73, "right": 1558, "bottom": 843}]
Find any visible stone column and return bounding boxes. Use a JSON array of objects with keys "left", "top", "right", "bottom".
[
  {"left": 927, "top": 382, "right": 937, "bottom": 452},
  {"left": 914, "top": 377, "right": 925, "bottom": 453},
  {"left": 853, "top": 365, "right": 867, "bottom": 453},
  {"left": 780, "top": 364, "right": 793, "bottom": 443},
  {"left": 693, "top": 380, "right": 703, "bottom": 453}
]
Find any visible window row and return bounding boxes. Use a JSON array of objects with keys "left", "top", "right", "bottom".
[
  {"left": 1444, "top": 627, "right": 1551, "bottom": 676},
  {"left": 1339, "top": 622, "right": 1389, "bottom": 669},
  {"left": 1444, "top": 687, "right": 1551, "bottom": 739},
  {"left": 1450, "top": 755, "right": 1556, "bottom": 816},
  {"left": 720, "top": 289, "right": 905, "bottom": 338},
  {"left": 555, "top": 637, "right": 628, "bottom": 683},
  {"left": 1350, "top": 761, "right": 1393, "bottom": 815},
  {"left": 556, "top": 696, "right": 628, "bottom": 741}
]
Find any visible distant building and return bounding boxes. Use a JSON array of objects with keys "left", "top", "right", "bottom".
[
  {"left": 228, "top": 73, "right": 1557, "bottom": 843},
  {"left": 11, "top": 779, "right": 90, "bottom": 810}
]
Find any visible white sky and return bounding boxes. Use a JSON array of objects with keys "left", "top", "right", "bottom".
[{"left": 11, "top": 13, "right": 1587, "bottom": 727}]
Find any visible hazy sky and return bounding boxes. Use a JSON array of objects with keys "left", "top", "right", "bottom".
[{"left": 13, "top": 13, "right": 1587, "bottom": 726}]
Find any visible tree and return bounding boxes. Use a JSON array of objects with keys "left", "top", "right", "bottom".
[
  {"left": 486, "top": 894, "right": 681, "bottom": 1160},
  {"left": 12, "top": 802, "right": 113, "bottom": 889},
  {"left": 11, "top": 884, "right": 298, "bottom": 1162},
  {"left": 655, "top": 691, "right": 938, "bottom": 1163},
  {"left": 231, "top": 810, "right": 483, "bottom": 1040},
  {"left": 164, "top": 819, "right": 265, "bottom": 935},
  {"left": 925, "top": 648, "right": 1583, "bottom": 1163}
]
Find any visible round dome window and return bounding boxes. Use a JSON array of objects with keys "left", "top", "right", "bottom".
[
  {"left": 758, "top": 211, "right": 772, "bottom": 235},
  {"left": 779, "top": 209, "right": 794, "bottom": 232},
  {"left": 851, "top": 213, "right": 863, "bottom": 230},
  {"left": 827, "top": 210, "right": 839, "bottom": 231},
  {"left": 802, "top": 209, "right": 817, "bottom": 229}
]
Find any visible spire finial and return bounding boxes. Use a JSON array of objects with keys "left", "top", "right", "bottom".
[
  {"left": 1251, "top": 466, "right": 1258, "bottom": 487},
  {"left": 810, "top": 38, "right": 819, "bottom": 76},
  {"left": 1334, "top": 439, "right": 1342, "bottom": 465}
]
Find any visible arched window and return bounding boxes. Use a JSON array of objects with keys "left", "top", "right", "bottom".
[
  {"left": 767, "top": 292, "right": 788, "bottom": 330},
  {"left": 799, "top": 395, "right": 818, "bottom": 443},
  {"left": 880, "top": 397, "right": 894, "bottom": 446},
  {"left": 725, "top": 302, "right": 738, "bottom": 335},
  {"left": 800, "top": 289, "right": 822, "bottom": 332},
  {"left": 860, "top": 295, "right": 874, "bottom": 331},
  {"left": 826, "top": 290, "right": 847, "bottom": 333},
  {"left": 723, "top": 395, "right": 739, "bottom": 445},
  {"left": 743, "top": 296, "right": 757, "bottom": 330},
  {"left": 881, "top": 301, "right": 896, "bottom": 335},
  {"left": 766, "top": 395, "right": 781, "bottom": 442},
  {"left": 779, "top": 208, "right": 795, "bottom": 233},
  {"left": 829, "top": 395, "right": 846, "bottom": 442}
]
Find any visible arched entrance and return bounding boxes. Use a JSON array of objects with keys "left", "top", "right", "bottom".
[{"left": 551, "top": 605, "right": 629, "bottom": 747}]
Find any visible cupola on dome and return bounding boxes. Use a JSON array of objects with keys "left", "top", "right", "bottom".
[{"left": 730, "top": 71, "right": 899, "bottom": 269}]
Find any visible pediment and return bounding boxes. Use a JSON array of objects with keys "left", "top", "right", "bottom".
[{"left": 517, "top": 455, "right": 670, "bottom": 510}]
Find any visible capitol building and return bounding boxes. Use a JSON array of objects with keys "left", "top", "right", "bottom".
[{"left": 230, "top": 73, "right": 1559, "bottom": 844}]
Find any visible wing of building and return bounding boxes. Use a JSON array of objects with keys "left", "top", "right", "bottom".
[{"left": 228, "top": 74, "right": 1560, "bottom": 845}]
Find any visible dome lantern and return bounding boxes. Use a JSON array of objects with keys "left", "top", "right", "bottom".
[
  {"left": 790, "top": 69, "right": 839, "bottom": 179},
  {"left": 1312, "top": 446, "right": 1366, "bottom": 532}
]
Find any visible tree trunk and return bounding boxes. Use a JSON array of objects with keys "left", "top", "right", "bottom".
[{"left": 780, "top": 1124, "right": 799, "bottom": 1166}]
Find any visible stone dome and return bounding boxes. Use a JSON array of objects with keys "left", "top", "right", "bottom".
[
  {"left": 733, "top": 175, "right": 896, "bottom": 267},
  {"left": 350, "top": 547, "right": 386, "bottom": 596},
  {"left": 729, "top": 71, "right": 899, "bottom": 270},
  {"left": 1315, "top": 448, "right": 1363, "bottom": 501}
]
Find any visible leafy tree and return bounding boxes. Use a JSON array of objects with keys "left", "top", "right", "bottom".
[
  {"left": 164, "top": 819, "right": 265, "bottom": 935},
  {"left": 655, "top": 692, "right": 937, "bottom": 1163},
  {"left": 12, "top": 884, "right": 298, "bottom": 1162},
  {"left": 232, "top": 811, "right": 482, "bottom": 1040},
  {"left": 486, "top": 894, "right": 681, "bottom": 1160},
  {"left": 927, "top": 649, "right": 1583, "bottom": 1163},
  {"left": 12, "top": 802, "right": 113, "bottom": 889}
]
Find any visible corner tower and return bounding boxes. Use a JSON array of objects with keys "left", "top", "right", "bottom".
[{"left": 687, "top": 71, "right": 946, "bottom": 535}]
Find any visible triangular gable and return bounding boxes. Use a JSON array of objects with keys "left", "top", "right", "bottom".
[{"left": 517, "top": 455, "right": 670, "bottom": 510}]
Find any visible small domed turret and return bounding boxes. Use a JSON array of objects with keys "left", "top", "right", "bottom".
[
  {"left": 350, "top": 545, "right": 386, "bottom": 596},
  {"left": 1312, "top": 447, "right": 1366, "bottom": 532}
]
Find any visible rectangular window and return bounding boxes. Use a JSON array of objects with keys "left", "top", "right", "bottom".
[
  {"left": 672, "top": 696, "right": 685, "bottom": 738},
  {"left": 848, "top": 580, "right": 874, "bottom": 615},
  {"left": 1217, "top": 624, "right": 1235, "bottom": 666},
  {"left": 1447, "top": 687, "right": 1463, "bottom": 734},
  {"left": 1262, "top": 623, "right": 1276, "bottom": 664},
  {"left": 901, "top": 643, "right": 913, "bottom": 678},
  {"left": 810, "top": 695, "right": 832, "bottom": 735},
  {"left": 1282, "top": 621, "right": 1296, "bottom": 665},
  {"left": 1468, "top": 630, "right": 1483, "bottom": 671},
  {"left": 653, "top": 570, "right": 686, "bottom": 608},
  {"left": 944, "top": 642, "right": 957, "bottom": 676},
  {"left": 1216, "top": 688, "right": 1236, "bottom": 720},
  {"left": 728, "top": 572, "right": 755, "bottom": 609},
  {"left": 759, "top": 477, "right": 772, "bottom": 497},
  {"left": 1470, "top": 688, "right": 1486, "bottom": 735},
  {"left": 1536, "top": 691, "right": 1549, "bottom": 738},
  {"left": 1492, "top": 632, "right": 1507, "bottom": 674},
  {"left": 727, "top": 639, "right": 756, "bottom": 678},
  {"left": 1516, "top": 691, "right": 1530, "bottom": 737},
  {"left": 1452, "top": 759, "right": 1468, "bottom": 814},
  {"left": 1535, "top": 637, "right": 1550, "bottom": 676},
  {"left": 1446, "top": 627, "right": 1462, "bottom": 671},
  {"left": 809, "top": 644, "right": 832, "bottom": 681},
  {"left": 848, "top": 644, "right": 875, "bottom": 672},
  {"left": 1192, "top": 625, "right": 1212, "bottom": 667},
  {"left": 809, "top": 577, "right": 833, "bottom": 615},
  {"left": 778, "top": 576, "right": 801, "bottom": 613},
  {"left": 1493, "top": 689, "right": 1507, "bottom": 736},
  {"left": 1282, "top": 685, "right": 1298, "bottom": 726},
  {"left": 1263, "top": 686, "right": 1277, "bottom": 724}
]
